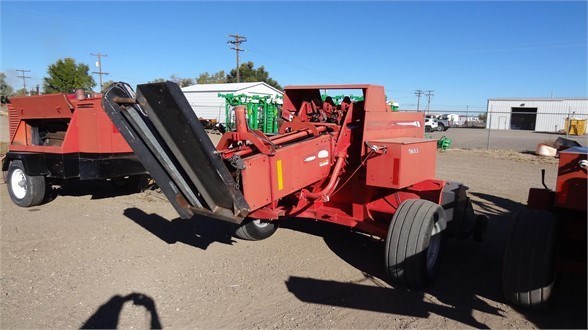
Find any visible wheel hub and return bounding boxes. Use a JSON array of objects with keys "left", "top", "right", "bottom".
[
  {"left": 252, "top": 219, "right": 269, "bottom": 228},
  {"left": 11, "top": 169, "right": 27, "bottom": 199}
]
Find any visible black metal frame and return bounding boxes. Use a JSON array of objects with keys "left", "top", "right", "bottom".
[
  {"left": 101, "top": 82, "right": 250, "bottom": 223},
  {"left": 2, "top": 151, "right": 146, "bottom": 179}
]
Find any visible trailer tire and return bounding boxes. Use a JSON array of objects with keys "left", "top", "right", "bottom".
[
  {"left": 503, "top": 209, "right": 557, "bottom": 310},
  {"left": 385, "top": 199, "right": 445, "bottom": 288},
  {"left": 234, "top": 218, "right": 278, "bottom": 241},
  {"left": 7, "top": 160, "right": 47, "bottom": 207}
]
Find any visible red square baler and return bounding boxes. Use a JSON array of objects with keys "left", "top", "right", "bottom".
[{"left": 102, "top": 82, "right": 486, "bottom": 287}]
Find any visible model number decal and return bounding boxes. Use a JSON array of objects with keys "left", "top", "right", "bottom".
[{"left": 408, "top": 148, "right": 419, "bottom": 155}]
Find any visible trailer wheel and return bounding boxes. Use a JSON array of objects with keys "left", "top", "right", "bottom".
[
  {"left": 385, "top": 199, "right": 445, "bottom": 288},
  {"left": 7, "top": 160, "right": 47, "bottom": 207},
  {"left": 503, "top": 209, "right": 557, "bottom": 310},
  {"left": 234, "top": 218, "right": 278, "bottom": 241}
]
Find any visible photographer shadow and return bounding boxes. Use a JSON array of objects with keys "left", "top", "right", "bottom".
[{"left": 81, "top": 293, "right": 161, "bottom": 329}]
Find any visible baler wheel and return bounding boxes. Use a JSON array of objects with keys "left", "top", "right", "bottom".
[
  {"left": 503, "top": 209, "right": 557, "bottom": 310},
  {"left": 385, "top": 199, "right": 445, "bottom": 288},
  {"left": 234, "top": 218, "right": 278, "bottom": 241},
  {"left": 7, "top": 160, "right": 47, "bottom": 207}
]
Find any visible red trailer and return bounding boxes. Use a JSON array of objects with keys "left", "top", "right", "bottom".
[
  {"left": 102, "top": 82, "right": 486, "bottom": 287},
  {"left": 2, "top": 92, "right": 147, "bottom": 207}
]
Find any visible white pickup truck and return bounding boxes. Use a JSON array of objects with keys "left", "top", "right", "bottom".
[{"left": 425, "top": 115, "right": 450, "bottom": 131}]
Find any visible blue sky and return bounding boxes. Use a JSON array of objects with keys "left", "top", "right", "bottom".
[{"left": 1, "top": 1, "right": 586, "bottom": 111}]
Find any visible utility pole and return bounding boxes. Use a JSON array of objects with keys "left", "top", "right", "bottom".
[
  {"left": 414, "top": 89, "right": 424, "bottom": 112},
  {"left": 16, "top": 69, "right": 31, "bottom": 95},
  {"left": 227, "top": 34, "right": 247, "bottom": 83},
  {"left": 425, "top": 90, "right": 435, "bottom": 114},
  {"left": 91, "top": 53, "right": 109, "bottom": 89}
]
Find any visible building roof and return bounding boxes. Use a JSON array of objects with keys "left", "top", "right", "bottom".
[
  {"left": 181, "top": 82, "right": 282, "bottom": 94},
  {"left": 488, "top": 97, "right": 588, "bottom": 101}
]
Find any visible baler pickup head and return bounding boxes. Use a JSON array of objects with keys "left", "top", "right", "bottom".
[{"left": 102, "top": 82, "right": 250, "bottom": 223}]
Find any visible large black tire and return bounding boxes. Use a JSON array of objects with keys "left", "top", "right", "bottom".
[
  {"left": 437, "top": 123, "right": 445, "bottom": 132},
  {"left": 385, "top": 199, "right": 446, "bottom": 288},
  {"left": 503, "top": 209, "right": 558, "bottom": 310},
  {"left": 7, "top": 160, "right": 47, "bottom": 207},
  {"left": 425, "top": 126, "right": 432, "bottom": 133},
  {"left": 234, "top": 218, "right": 278, "bottom": 241}
]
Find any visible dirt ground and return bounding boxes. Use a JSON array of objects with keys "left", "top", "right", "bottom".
[{"left": 1, "top": 148, "right": 586, "bottom": 329}]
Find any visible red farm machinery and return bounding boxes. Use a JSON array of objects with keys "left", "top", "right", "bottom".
[
  {"left": 101, "top": 81, "right": 487, "bottom": 287},
  {"left": 503, "top": 145, "right": 587, "bottom": 309},
  {"left": 3, "top": 92, "right": 147, "bottom": 207}
]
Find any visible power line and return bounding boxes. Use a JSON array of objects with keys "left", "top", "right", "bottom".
[
  {"left": 227, "top": 34, "right": 247, "bottom": 83},
  {"left": 414, "top": 89, "right": 424, "bottom": 112},
  {"left": 16, "top": 69, "right": 31, "bottom": 94},
  {"left": 91, "top": 53, "right": 109, "bottom": 90},
  {"left": 425, "top": 90, "right": 435, "bottom": 114}
]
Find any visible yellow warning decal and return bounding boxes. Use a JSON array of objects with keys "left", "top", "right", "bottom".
[{"left": 276, "top": 160, "right": 284, "bottom": 190}]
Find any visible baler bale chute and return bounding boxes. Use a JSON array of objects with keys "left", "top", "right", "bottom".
[{"left": 103, "top": 81, "right": 487, "bottom": 287}]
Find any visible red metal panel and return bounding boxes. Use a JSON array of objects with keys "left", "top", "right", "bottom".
[
  {"left": 240, "top": 135, "right": 333, "bottom": 211},
  {"left": 363, "top": 111, "right": 424, "bottom": 142},
  {"left": 555, "top": 149, "right": 587, "bottom": 212},
  {"left": 8, "top": 95, "right": 133, "bottom": 154},
  {"left": 7, "top": 104, "right": 20, "bottom": 142},
  {"left": 271, "top": 135, "right": 333, "bottom": 200},
  {"left": 9, "top": 94, "right": 73, "bottom": 119},
  {"left": 365, "top": 138, "right": 437, "bottom": 189},
  {"left": 241, "top": 154, "right": 272, "bottom": 211},
  {"left": 364, "top": 85, "right": 388, "bottom": 113},
  {"left": 75, "top": 103, "right": 101, "bottom": 153}
]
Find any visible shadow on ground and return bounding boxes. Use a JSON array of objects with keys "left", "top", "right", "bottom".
[
  {"left": 52, "top": 180, "right": 141, "bottom": 201},
  {"left": 281, "top": 191, "right": 587, "bottom": 329},
  {"left": 81, "top": 292, "right": 161, "bottom": 329},
  {"left": 123, "top": 207, "right": 236, "bottom": 250}
]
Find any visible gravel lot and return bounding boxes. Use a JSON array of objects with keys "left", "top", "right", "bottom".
[
  {"left": 1, "top": 147, "right": 586, "bottom": 329},
  {"left": 427, "top": 127, "right": 587, "bottom": 151}
]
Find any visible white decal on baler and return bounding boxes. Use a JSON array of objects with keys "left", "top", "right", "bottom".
[
  {"left": 318, "top": 150, "right": 329, "bottom": 158},
  {"left": 395, "top": 121, "right": 421, "bottom": 127}
]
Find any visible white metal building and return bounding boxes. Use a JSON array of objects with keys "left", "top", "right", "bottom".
[
  {"left": 486, "top": 98, "right": 588, "bottom": 133},
  {"left": 181, "top": 82, "right": 283, "bottom": 123}
]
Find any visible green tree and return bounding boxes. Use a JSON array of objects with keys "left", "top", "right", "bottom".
[
  {"left": 43, "top": 58, "right": 95, "bottom": 94},
  {"left": 196, "top": 70, "right": 227, "bottom": 84},
  {"left": 478, "top": 113, "right": 487, "bottom": 122},
  {"left": 14, "top": 88, "right": 29, "bottom": 96},
  {"left": 0, "top": 72, "right": 14, "bottom": 103},
  {"left": 149, "top": 78, "right": 166, "bottom": 83},
  {"left": 227, "top": 62, "right": 282, "bottom": 90},
  {"left": 170, "top": 74, "right": 194, "bottom": 88},
  {"left": 102, "top": 80, "right": 115, "bottom": 91}
]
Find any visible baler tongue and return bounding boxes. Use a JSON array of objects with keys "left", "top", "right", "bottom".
[{"left": 102, "top": 82, "right": 250, "bottom": 223}]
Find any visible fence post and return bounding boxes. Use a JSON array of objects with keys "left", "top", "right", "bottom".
[
  {"left": 566, "top": 106, "right": 571, "bottom": 140},
  {"left": 486, "top": 106, "right": 492, "bottom": 150}
]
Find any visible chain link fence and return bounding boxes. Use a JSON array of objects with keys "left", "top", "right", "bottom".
[{"left": 400, "top": 109, "right": 587, "bottom": 151}]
